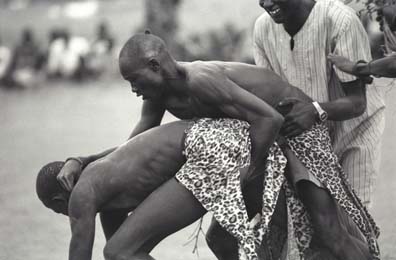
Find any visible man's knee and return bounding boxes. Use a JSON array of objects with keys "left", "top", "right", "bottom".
[
  {"left": 103, "top": 244, "right": 126, "bottom": 260},
  {"left": 104, "top": 243, "right": 141, "bottom": 260}
]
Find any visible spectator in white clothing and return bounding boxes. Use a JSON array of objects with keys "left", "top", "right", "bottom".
[{"left": 206, "top": 0, "right": 384, "bottom": 259}]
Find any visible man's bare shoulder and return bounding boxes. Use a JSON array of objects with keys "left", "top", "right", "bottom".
[
  {"left": 185, "top": 61, "right": 232, "bottom": 102},
  {"left": 186, "top": 61, "right": 225, "bottom": 85}
]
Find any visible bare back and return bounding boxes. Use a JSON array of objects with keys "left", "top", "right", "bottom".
[
  {"left": 75, "top": 121, "right": 189, "bottom": 212},
  {"left": 218, "top": 61, "right": 312, "bottom": 106}
]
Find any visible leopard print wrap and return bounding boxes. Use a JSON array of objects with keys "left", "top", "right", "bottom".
[
  {"left": 176, "top": 118, "right": 287, "bottom": 260},
  {"left": 175, "top": 119, "right": 379, "bottom": 260},
  {"left": 285, "top": 123, "right": 380, "bottom": 260}
]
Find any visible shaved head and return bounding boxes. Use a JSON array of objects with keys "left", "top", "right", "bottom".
[
  {"left": 36, "top": 161, "right": 65, "bottom": 203},
  {"left": 119, "top": 32, "right": 167, "bottom": 74}
]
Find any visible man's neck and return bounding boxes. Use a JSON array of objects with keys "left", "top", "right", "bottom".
[
  {"left": 164, "top": 62, "right": 189, "bottom": 95},
  {"left": 283, "top": 0, "right": 316, "bottom": 37}
]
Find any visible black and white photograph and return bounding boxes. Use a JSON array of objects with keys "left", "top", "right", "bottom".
[{"left": 0, "top": 0, "right": 395, "bottom": 259}]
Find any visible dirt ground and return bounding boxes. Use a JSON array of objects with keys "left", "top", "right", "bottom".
[{"left": 0, "top": 77, "right": 395, "bottom": 260}]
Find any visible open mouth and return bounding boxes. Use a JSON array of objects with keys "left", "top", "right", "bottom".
[{"left": 269, "top": 7, "right": 281, "bottom": 16}]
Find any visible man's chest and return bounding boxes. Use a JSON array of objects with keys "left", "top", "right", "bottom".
[{"left": 163, "top": 95, "right": 222, "bottom": 120}]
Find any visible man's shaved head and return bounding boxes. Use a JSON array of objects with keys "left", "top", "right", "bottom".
[
  {"left": 36, "top": 161, "right": 65, "bottom": 204},
  {"left": 119, "top": 31, "right": 167, "bottom": 73}
]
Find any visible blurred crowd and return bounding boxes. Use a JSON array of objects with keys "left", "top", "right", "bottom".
[{"left": 0, "top": 21, "right": 115, "bottom": 89}]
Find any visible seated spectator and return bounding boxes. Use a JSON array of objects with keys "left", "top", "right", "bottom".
[{"left": 46, "top": 29, "right": 90, "bottom": 81}]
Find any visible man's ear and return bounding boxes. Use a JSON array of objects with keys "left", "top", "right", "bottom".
[{"left": 148, "top": 58, "right": 160, "bottom": 72}]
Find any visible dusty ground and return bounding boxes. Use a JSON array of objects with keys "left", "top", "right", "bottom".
[{"left": 0, "top": 77, "right": 395, "bottom": 260}]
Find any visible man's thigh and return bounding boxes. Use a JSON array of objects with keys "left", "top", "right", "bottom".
[{"left": 105, "top": 178, "right": 206, "bottom": 257}]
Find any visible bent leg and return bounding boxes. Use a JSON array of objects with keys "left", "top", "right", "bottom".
[
  {"left": 103, "top": 178, "right": 206, "bottom": 260},
  {"left": 296, "top": 180, "right": 371, "bottom": 260},
  {"left": 205, "top": 174, "right": 288, "bottom": 260},
  {"left": 284, "top": 147, "right": 370, "bottom": 260}
]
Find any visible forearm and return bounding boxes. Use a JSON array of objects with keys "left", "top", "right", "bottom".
[
  {"left": 249, "top": 117, "right": 283, "bottom": 173},
  {"left": 319, "top": 98, "right": 365, "bottom": 121},
  {"left": 128, "top": 119, "right": 158, "bottom": 139},
  {"left": 319, "top": 80, "right": 366, "bottom": 121},
  {"left": 355, "top": 57, "right": 396, "bottom": 78},
  {"left": 77, "top": 147, "right": 117, "bottom": 169},
  {"left": 69, "top": 219, "right": 95, "bottom": 260}
]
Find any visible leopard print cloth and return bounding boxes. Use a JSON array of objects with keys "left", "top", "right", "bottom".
[
  {"left": 176, "top": 119, "right": 380, "bottom": 260},
  {"left": 285, "top": 123, "right": 380, "bottom": 260},
  {"left": 175, "top": 118, "right": 287, "bottom": 260}
]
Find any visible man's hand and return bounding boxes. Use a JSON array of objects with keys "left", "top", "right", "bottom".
[
  {"left": 57, "top": 159, "right": 82, "bottom": 191},
  {"left": 328, "top": 54, "right": 356, "bottom": 75},
  {"left": 278, "top": 98, "right": 317, "bottom": 138}
]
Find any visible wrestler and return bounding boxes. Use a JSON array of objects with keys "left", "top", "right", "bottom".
[
  {"left": 37, "top": 118, "right": 279, "bottom": 260},
  {"left": 56, "top": 32, "right": 379, "bottom": 260}
]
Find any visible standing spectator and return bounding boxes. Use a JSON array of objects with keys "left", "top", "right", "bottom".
[
  {"left": 253, "top": 0, "right": 384, "bottom": 258},
  {"left": 7, "top": 28, "right": 42, "bottom": 89},
  {"left": 205, "top": 0, "right": 385, "bottom": 259}
]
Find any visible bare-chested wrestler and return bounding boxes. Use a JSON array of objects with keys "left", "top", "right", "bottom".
[
  {"left": 55, "top": 32, "right": 379, "bottom": 260},
  {"left": 37, "top": 118, "right": 282, "bottom": 260}
]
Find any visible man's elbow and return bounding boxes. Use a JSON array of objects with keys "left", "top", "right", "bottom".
[
  {"left": 352, "top": 97, "right": 367, "bottom": 117},
  {"left": 272, "top": 114, "right": 284, "bottom": 130},
  {"left": 262, "top": 113, "right": 284, "bottom": 132}
]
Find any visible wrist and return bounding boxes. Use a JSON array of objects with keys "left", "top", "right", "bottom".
[
  {"left": 312, "top": 101, "right": 328, "bottom": 122},
  {"left": 353, "top": 60, "right": 370, "bottom": 76},
  {"left": 65, "top": 157, "right": 84, "bottom": 170}
]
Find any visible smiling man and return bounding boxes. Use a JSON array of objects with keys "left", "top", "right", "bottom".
[
  {"left": 250, "top": 0, "right": 385, "bottom": 258},
  {"left": 254, "top": 0, "right": 385, "bottom": 208}
]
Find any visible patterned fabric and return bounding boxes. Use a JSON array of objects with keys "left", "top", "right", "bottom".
[
  {"left": 175, "top": 118, "right": 287, "bottom": 260},
  {"left": 284, "top": 123, "right": 380, "bottom": 259},
  {"left": 253, "top": 0, "right": 385, "bottom": 206},
  {"left": 176, "top": 118, "right": 379, "bottom": 260}
]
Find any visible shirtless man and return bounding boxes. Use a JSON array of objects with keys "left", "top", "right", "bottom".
[
  {"left": 36, "top": 121, "right": 202, "bottom": 260},
  {"left": 56, "top": 32, "right": 378, "bottom": 260},
  {"left": 38, "top": 119, "right": 284, "bottom": 260}
]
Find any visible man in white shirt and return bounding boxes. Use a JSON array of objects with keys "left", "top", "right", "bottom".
[
  {"left": 206, "top": 0, "right": 384, "bottom": 259},
  {"left": 254, "top": 0, "right": 384, "bottom": 258},
  {"left": 253, "top": 0, "right": 385, "bottom": 207}
]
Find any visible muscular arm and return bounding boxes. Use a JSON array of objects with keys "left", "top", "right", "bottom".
[
  {"left": 282, "top": 12, "right": 370, "bottom": 137},
  {"left": 68, "top": 182, "right": 97, "bottom": 260},
  {"left": 329, "top": 53, "right": 396, "bottom": 78},
  {"left": 355, "top": 56, "right": 396, "bottom": 78},
  {"left": 191, "top": 68, "right": 283, "bottom": 179},
  {"left": 320, "top": 79, "right": 367, "bottom": 121},
  {"left": 326, "top": 7, "right": 368, "bottom": 120}
]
